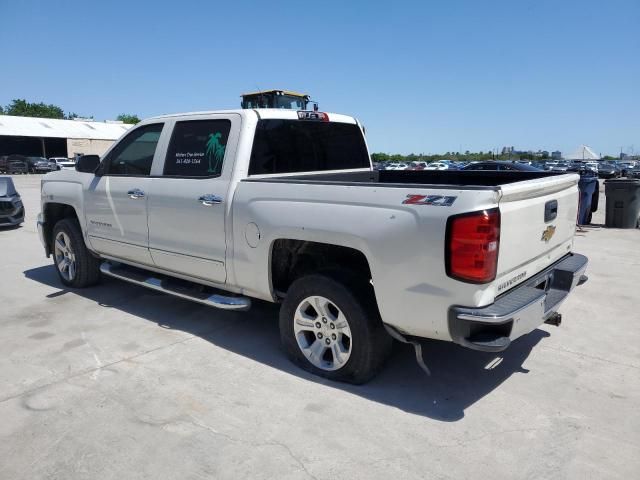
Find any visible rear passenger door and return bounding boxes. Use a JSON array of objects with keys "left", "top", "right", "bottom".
[{"left": 146, "top": 115, "right": 240, "bottom": 284}]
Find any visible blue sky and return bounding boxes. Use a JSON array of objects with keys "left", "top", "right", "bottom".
[{"left": 1, "top": 0, "right": 638, "bottom": 156}]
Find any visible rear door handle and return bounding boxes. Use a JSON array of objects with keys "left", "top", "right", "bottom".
[
  {"left": 127, "top": 188, "right": 145, "bottom": 199},
  {"left": 198, "top": 194, "right": 223, "bottom": 206}
]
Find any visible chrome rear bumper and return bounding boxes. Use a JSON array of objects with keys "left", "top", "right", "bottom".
[{"left": 449, "top": 253, "right": 588, "bottom": 352}]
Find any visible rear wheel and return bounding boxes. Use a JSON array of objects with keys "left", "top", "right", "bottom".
[
  {"left": 279, "top": 272, "right": 392, "bottom": 384},
  {"left": 52, "top": 218, "right": 101, "bottom": 288}
]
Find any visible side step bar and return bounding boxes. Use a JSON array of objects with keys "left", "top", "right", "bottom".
[{"left": 100, "top": 262, "right": 251, "bottom": 311}]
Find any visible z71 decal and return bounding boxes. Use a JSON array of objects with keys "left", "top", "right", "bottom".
[{"left": 402, "top": 194, "right": 457, "bottom": 207}]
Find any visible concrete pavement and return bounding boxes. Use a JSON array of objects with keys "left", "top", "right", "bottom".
[{"left": 1, "top": 174, "right": 639, "bottom": 479}]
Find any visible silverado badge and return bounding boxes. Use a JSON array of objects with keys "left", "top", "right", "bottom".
[{"left": 541, "top": 225, "right": 556, "bottom": 242}]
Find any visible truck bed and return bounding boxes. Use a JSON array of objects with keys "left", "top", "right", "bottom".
[
  {"left": 235, "top": 168, "right": 579, "bottom": 341},
  {"left": 244, "top": 169, "right": 564, "bottom": 188}
]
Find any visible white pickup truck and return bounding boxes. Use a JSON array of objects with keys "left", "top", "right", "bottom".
[{"left": 37, "top": 109, "right": 588, "bottom": 383}]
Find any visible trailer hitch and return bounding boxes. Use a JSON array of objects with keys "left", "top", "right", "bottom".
[{"left": 544, "top": 312, "right": 562, "bottom": 327}]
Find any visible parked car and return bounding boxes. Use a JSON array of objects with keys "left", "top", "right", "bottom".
[
  {"left": 597, "top": 162, "right": 620, "bottom": 179},
  {"left": 0, "top": 155, "right": 28, "bottom": 174},
  {"left": 0, "top": 176, "right": 25, "bottom": 226},
  {"left": 627, "top": 166, "right": 640, "bottom": 179},
  {"left": 48, "top": 157, "right": 69, "bottom": 171},
  {"left": 38, "top": 108, "right": 587, "bottom": 384},
  {"left": 425, "top": 161, "right": 449, "bottom": 170},
  {"left": 551, "top": 162, "right": 571, "bottom": 173},
  {"left": 8, "top": 160, "right": 28, "bottom": 174},
  {"left": 584, "top": 161, "right": 599, "bottom": 173},
  {"left": 618, "top": 162, "right": 636, "bottom": 176},
  {"left": 58, "top": 159, "right": 77, "bottom": 170},
  {"left": 409, "top": 161, "right": 428, "bottom": 170},
  {"left": 462, "top": 161, "right": 542, "bottom": 171},
  {"left": 31, "top": 157, "right": 53, "bottom": 173},
  {"left": 386, "top": 162, "right": 409, "bottom": 170}
]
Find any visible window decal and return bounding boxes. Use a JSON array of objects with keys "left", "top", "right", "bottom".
[{"left": 206, "top": 133, "right": 226, "bottom": 173}]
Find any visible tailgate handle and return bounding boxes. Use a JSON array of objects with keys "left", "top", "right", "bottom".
[{"left": 545, "top": 200, "right": 558, "bottom": 222}]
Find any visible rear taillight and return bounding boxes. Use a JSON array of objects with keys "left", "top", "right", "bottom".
[{"left": 446, "top": 208, "right": 501, "bottom": 283}]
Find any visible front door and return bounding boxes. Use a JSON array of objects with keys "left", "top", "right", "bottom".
[
  {"left": 84, "top": 123, "right": 165, "bottom": 265},
  {"left": 147, "top": 115, "right": 240, "bottom": 284}
]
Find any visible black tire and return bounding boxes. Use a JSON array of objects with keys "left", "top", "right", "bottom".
[
  {"left": 279, "top": 271, "right": 392, "bottom": 384},
  {"left": 52, "top": 218, "right": 101, "bottom": 288}
]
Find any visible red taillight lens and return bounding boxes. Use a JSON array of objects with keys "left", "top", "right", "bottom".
[{"left": 446, "top": 209, "right": 501, "bottom": 283}]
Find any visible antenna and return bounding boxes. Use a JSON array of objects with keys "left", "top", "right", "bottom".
[{"left": 256, "top": 86, "right": 265, "bottom": 108}]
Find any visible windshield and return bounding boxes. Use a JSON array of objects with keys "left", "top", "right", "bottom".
[
  {"left": 0, "top": 177, "right": 17, "bottom": 197},
  {"left": 242, "top": 94, "right": 308, "bottom": 110},
  {"left": 275, "top": 95, "right": 307, "bottom": 109}
]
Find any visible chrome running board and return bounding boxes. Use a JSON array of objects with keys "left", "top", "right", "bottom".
[{"left": 100, "top": 262, "right": 251, "bottom": 311}]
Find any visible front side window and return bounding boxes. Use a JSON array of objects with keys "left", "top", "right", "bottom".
[
  {"left": 163, "top": 120, "right": 231, "bottom": 177},
  {"left": 248, "top": 120, "right": 370, "bottom": 175},
  {"left": 103, "top": 123, "right": 163, "bottom": 176}
]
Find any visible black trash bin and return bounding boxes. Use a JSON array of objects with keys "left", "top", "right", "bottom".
[
  {"left": 577, "top": 173, "right": 598, "bottom": 225},
  {"left": 604, "top": 179, "right": 640, "bottom": 228}
]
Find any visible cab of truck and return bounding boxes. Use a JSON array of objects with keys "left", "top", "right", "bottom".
[{"left": 241, "top": 90, "right": 311, "bottom": 110}]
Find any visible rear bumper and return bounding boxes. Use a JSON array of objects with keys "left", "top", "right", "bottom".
[{"left": 448, "top": 253, "right": 588, "bottom": 352}]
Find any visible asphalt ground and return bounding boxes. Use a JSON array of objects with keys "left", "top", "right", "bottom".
[{"left": 1, "top": 174, "right": 639, "bottom": 479}]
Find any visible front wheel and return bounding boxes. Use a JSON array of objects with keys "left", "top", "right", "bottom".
[
  {"left": 279, "top": 272, "right": 392, "bottom": 384},
  {"left": 52, "top": 218, "right": 101, "bottom": 288}
]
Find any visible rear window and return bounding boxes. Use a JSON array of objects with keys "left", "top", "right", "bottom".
[{"left": 248, "top": 120, "right": 369, "bottom": 175}]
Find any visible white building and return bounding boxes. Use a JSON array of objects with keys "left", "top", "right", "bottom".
[
  {"left": 566, "top": 145, "right": 600, "bottom": 161},
  {"left": 0, "top": 115, "right": 132, "bottom": 159}
]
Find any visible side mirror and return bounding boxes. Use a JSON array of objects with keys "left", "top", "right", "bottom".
[{"left": 75, "top": 155, "right": 101, "bottom": 174}]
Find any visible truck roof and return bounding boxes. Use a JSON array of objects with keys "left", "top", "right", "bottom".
[
  {"left": 146, "top": 109, "right": 358, "bottom": 125},
  {"left": 241, "top": 89, "right": 309, "bottom": 98}
]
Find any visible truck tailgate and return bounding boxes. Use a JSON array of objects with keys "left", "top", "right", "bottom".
[{"left": 495, "top": 174, "right": 579, "bottom": 294}]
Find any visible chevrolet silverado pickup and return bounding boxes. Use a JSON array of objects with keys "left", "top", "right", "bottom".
[{"left": 37, "top": 109, "right": 588, "bottom": 383}]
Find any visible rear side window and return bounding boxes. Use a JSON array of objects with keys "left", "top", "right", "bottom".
[
  {"left": 164, "top": 120, "right": 231, "bottom": 177},
  {"left": 103, "top": 123, "right": 163, "bottom": 176},
  {"left": 248, "top": 120, "right": 369, "bottom": 175}
]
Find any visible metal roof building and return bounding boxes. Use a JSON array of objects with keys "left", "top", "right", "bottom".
[{"left": 0, "top": 115, "right": 132, "bottom": 159}]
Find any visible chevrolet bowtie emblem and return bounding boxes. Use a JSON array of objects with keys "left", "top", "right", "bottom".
[{"left": 541, "top": 225, "right": 556, "bottom": 242}]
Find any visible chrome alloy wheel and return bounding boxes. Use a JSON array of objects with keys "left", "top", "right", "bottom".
[
  {"left": 54, "top": 231, "right": 76, "bottom": 281},
  {"left": 293, "top": 295, "right": 352, "bottom": 371}
]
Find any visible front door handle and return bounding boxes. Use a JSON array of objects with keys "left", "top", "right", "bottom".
[
  {"left": 198, "top": 194, "right": 223, "bottom": 206},
  {"left": 127, "top": 188, "right": 145, "bottom": 199}
]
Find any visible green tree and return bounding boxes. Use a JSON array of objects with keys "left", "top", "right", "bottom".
[
  {"left": 4, "top": 98, "right": 64, "bottom": 118},
  {"left": 117, "top": 113, "right": 141, "bottom": 124},
  {"left": 371, "top": 153, "right": 390, "bottom": 163},
  {"left": 0, "top": 105, "right": 3, "bottom": 114},
  {"left": 65, "top": 112, "right": 93, "bottom": 120}
]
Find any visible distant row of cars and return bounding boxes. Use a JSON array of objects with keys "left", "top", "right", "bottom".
[
  {"left": 375, "top": 160, "right": 547, "bottom": 172},
  {"left": 541, "top": 160, "right": 637, "bottom": 178},
  {"left": 0, "top": 155, "right": 76, "bottom": 174},
  {"left": 374, "top": 159, "right": 639, "bottom": 178},
  {"left": 375, "top": 160, "right": 467, "bottom": 171}
]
